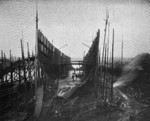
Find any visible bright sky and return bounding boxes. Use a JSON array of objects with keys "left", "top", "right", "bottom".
[{"left": 0, "top": 0, "right": 150, "bottom": 59}]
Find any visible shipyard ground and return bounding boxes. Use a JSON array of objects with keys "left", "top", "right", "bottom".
[
  {"left": 34, "top": 93, "right": 150, "bottom": 121},
  {"left": 33, "top": 93, "right": 123, "bottom": 121},
  {"left": 4, "top": 85, "right": 150, "bottom": 121}
]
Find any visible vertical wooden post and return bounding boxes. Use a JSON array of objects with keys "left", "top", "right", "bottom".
[
  {"left": 107, "top": 22, "right": 110, "bottom": 70},
  {"left": 79, "top": 62, "right": 80, "bottom": 74},
  {"left": 111, "top": 29, "right": 114, "bottom": 102},
  {"left": 121, "top": 34, "right": 124, "bottom": 66},
  {"left": 18, "top": 58, "right": 21, "bottom": 87},
  {"left": 104, "top": 44, "right": 107, "bottom": 103},
  {"left": 98, "top": 30, "right": 100, "bottom": 100},
  {"left": 35, "top": 0, "right": 39, "bottom": 102},
  {"left": 52, "top": 39, "right": 54, "bottom": 72},
  {"left": 59, "top": 53, "right": 61, "bottom": 78},
  {"left": 99, "top": 48, "right": 101, "bottom": 68},
  {"left": 1, "top": 50, "right": 4, "bottom": 83},
  {"left": 10, "top": 50, "right": 13, "bottom": 85},
  {"left": 106, "top": 22, "right": 110, "bottom": 103},
  {"left": 106, "top": 45, "right": 109, "bottom": 99},
  {"left": 3, "top": 52, "right": 5, "bottom": 68},
  {"left": 109, "top": 51, "right": 112, "bottom": 97},
  {"left": 101, "top": 44, "right": 104, "bottom": 99},
  {"left": 4, "top": 53, "right": 7, "bottom": 82},
  {"left": 20, "top": 39, "right": 26, "bottom": 82},
  {"left": 46, "top": 39, "right": 48, "bottom": 55},
  {"left": 27, "top": 43, "right": 31, "bottom": 82},
  {"left": 98, "top": 47, "right": 101, "bottom": 101},
  {"left": 102, "top": 10, "right": 109, "bottom": 69},
  {"left": 48, "top": 42, "right": 50, "bottom": 57},
  {"left": 101, "top": 11, "right": 109, "bottom": 100},
  {"left": 95, "top": 29, "right": 100, "bottom": 101}
]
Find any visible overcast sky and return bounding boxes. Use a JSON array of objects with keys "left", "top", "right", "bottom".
[{"left": 0, "top": 0, "right": 150, "bottom": 59}]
